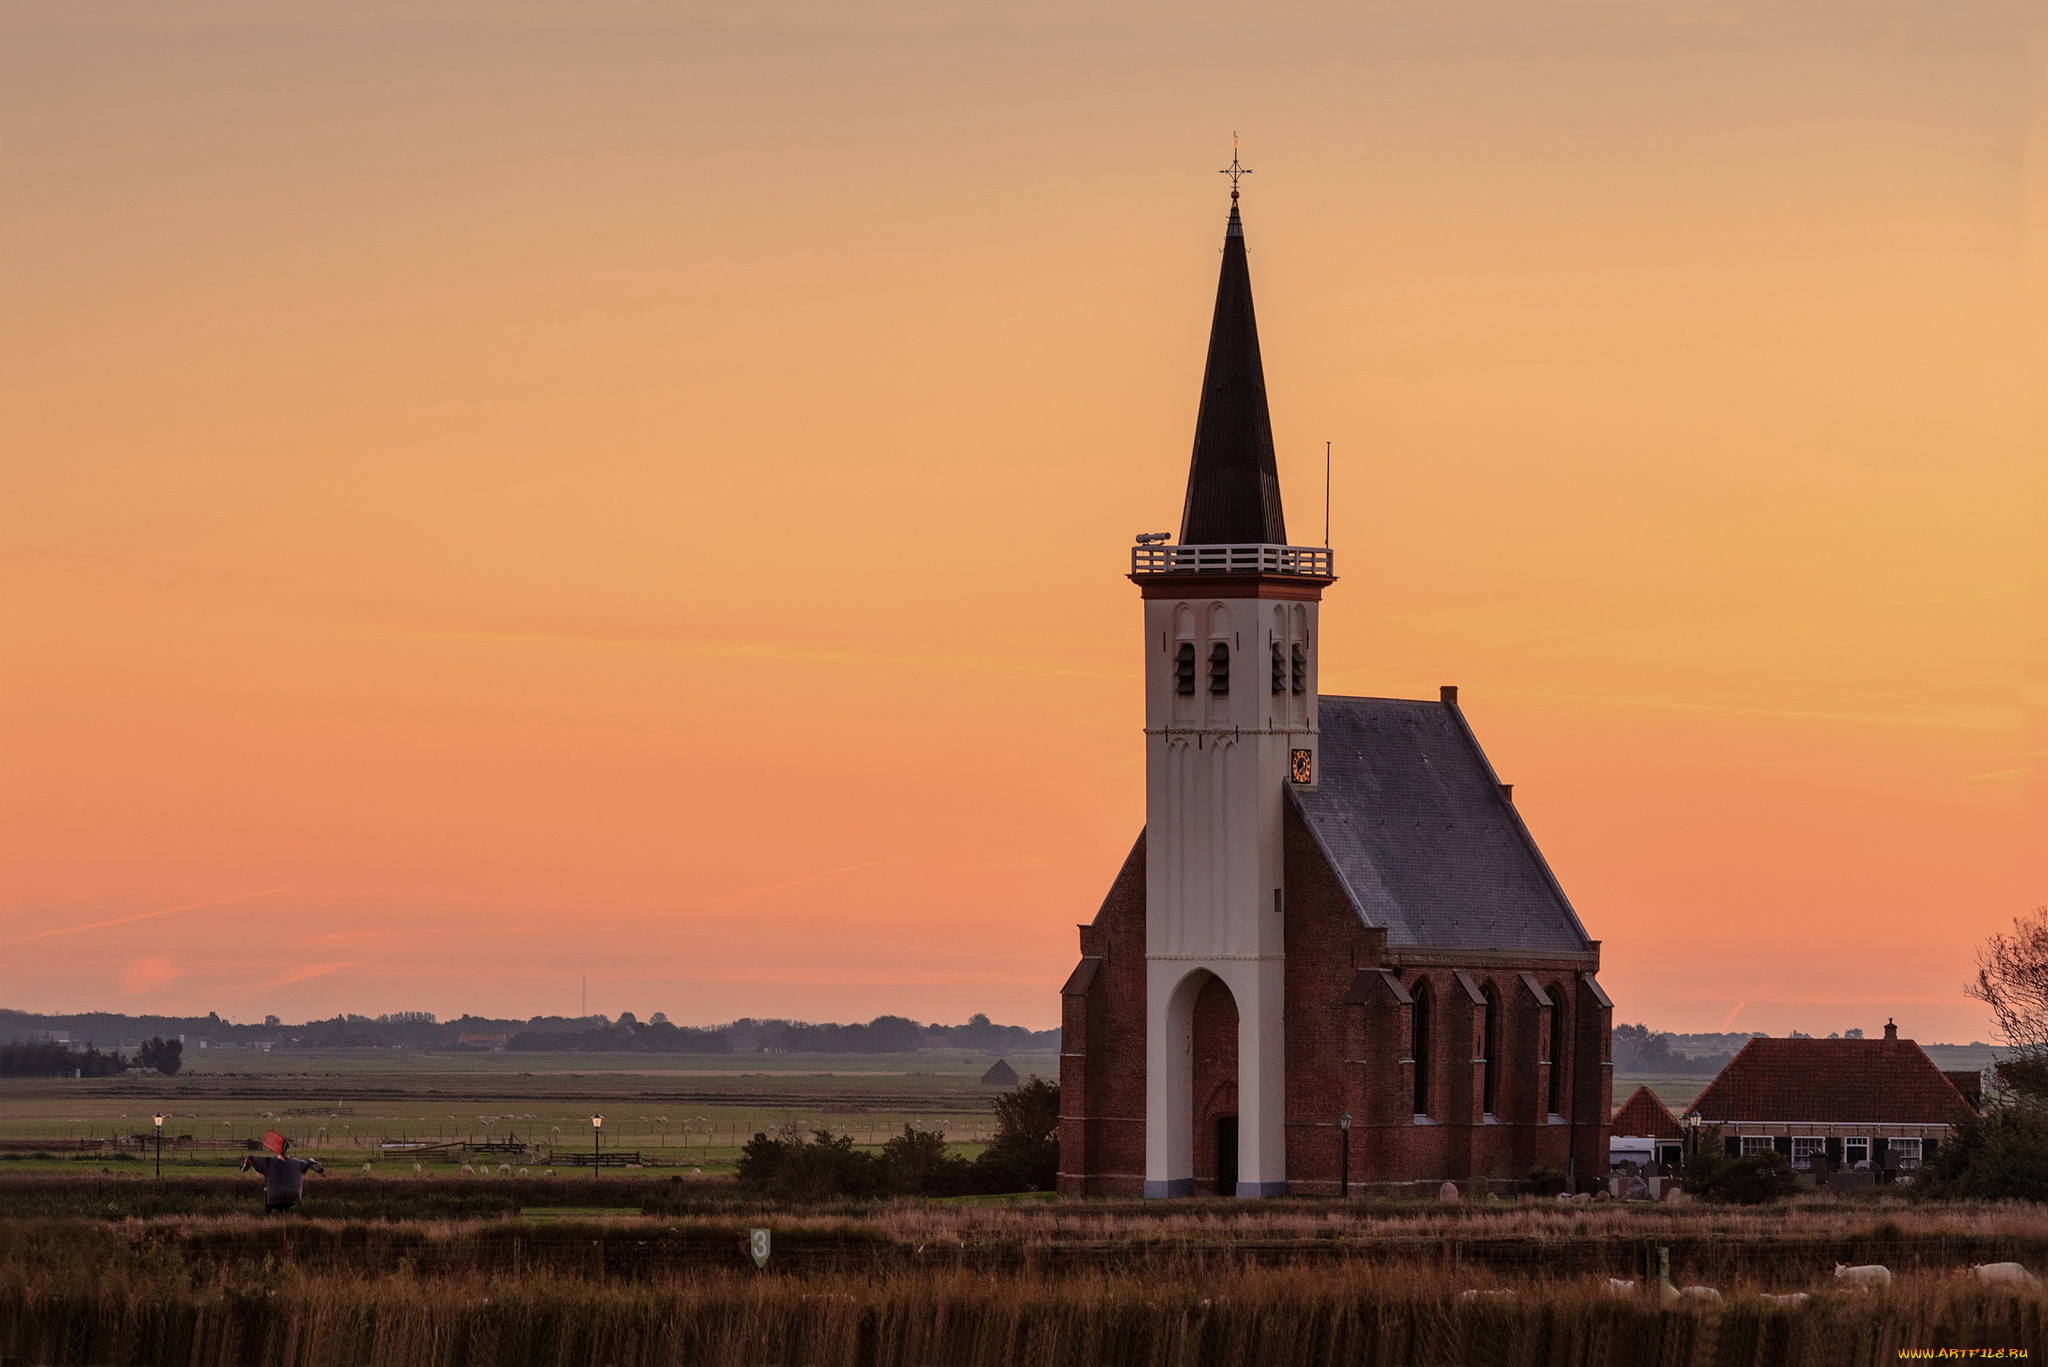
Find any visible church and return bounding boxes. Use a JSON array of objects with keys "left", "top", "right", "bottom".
[{"left": 1056, "top": 187, "right": 1613, "bottom": 1198}]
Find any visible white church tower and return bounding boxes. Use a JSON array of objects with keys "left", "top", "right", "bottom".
[{"left": 1132, "top": 178, "right": 1334, "bottom": 1197}]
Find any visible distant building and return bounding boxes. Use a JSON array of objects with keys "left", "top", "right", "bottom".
[
  {"left": 1609, "top": 1085, "right": 1685, "bottom": 1169},
  {"left": 1687, "top": 1020, "right": 1972, "bottom": 1172},
  {"left": 458, "top": 1034, "right": 509, "bottom": 1052},
  {"left": 981, "top": 1059, "right": 1018, "bottom": 1087}
]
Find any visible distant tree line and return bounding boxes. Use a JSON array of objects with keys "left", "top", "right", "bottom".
[
  {"left": 1, "top": 1008, "right": 1058, "bottom": 1057},
  {"left": 737, "top": 1078, "right": 1061, "bottom": 1200},
  {"left": 0, "top": 1041, "right": 127, "bottom": 1078},
  {"left": 1610, "top": 1024, "right": 1735, "bottom": 1076}
]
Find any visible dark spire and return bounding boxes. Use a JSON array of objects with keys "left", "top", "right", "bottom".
[{"left": 1178, "top": 197, "right": 1287, "bottom": 546}]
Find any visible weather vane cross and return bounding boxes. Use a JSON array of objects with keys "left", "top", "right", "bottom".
[{"left": 1220, "top": 133, "right": 1251, "bottom": 200}]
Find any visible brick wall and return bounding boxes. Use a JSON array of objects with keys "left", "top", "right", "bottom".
[{"left": 1060, "top": 811, "right": 1612, "bottom": 1196}]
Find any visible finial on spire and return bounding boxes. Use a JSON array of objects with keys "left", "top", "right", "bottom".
[{"left": 1219, "top": 133, "right": 1251, "bottom": 202}]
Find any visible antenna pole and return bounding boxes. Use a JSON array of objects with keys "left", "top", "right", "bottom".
[{"left": 1325, "top": 441, "right": 1331, "bottom": 548}]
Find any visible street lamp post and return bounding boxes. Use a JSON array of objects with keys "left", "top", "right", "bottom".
[
  {"left": 1338, "top": 1113, "right": 1352, "bottom": 1199},
  {"left": 591, "top": 1115, "right": 603, "bottom": 1182},
  {"left": 153, "top": 1113, "right": 164, "bottom": 1179}
]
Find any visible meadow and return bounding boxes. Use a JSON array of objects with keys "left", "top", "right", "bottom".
[{"left": 5, "top": 1054, "right": 2044, "bottom": 1365}]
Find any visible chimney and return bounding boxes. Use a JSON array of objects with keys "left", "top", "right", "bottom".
[
  {"left": 1883, "top": 1019, "right": 1898, "bottom": 1042},
  {"left": 1500, "top": 783, "right": 1514, "bottom": 802},
  {"left": 1441, "top": 685, "right": 1458, "bottom": 705}
]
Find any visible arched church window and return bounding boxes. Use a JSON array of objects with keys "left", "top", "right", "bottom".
[
  {"left": 1547, "top": 985, "right": 1567, "bottom": 1117},
  {"left": 1174, "top": 643, "right": 1197, "bottom": 696},
  {"left": 1290, "top": 643, "right": 1306, "bottom": 695},
  {"left": 1208, "top": 642, "right": 1230, "bottom": 696},
  {"left": 1270, "top": 642, "right": 1285, "bottom": 694},
  {"left": 1411, "top": 981, "right": 1432, "bottom": 1118},
  {"left": 1481, "top": 985, "right": 1499, "bottom": 1117}
]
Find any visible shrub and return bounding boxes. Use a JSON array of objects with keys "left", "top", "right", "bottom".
[
  {"left": 1926, "top": 1106, "right": 2048, "bottom": 1201},
  {"left": 1679, "top": 1131, "right": 1797, "bottom": 1204},
  {"left": 971, "top": 1078, "right": 1058, "bottom": 1193},
  {"left": 137, "top": 1037, "right": 182, "bottom": 1076}
]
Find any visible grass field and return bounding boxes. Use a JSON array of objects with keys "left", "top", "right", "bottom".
[
  {"left": 2, "top": 1185, "right": 2045, "bottom": 1365},
  {"left": 0, "top": 1049, "right": 1060, "bottom": 1177},
  {"left": 6, "top": 1054, "right": 2042, "bottom": 1364}
]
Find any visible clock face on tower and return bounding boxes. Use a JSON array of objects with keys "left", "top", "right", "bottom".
[{"left": 1290, "top": 749, "right": 1313, "bottom": 785}]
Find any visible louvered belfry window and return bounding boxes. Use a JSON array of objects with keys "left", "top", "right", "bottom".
[
  {"left": 1270, "top": 642, "right": 1285, "bottom": 694},
  {"left": 1209, "top": 642, "right": 1230, "bottom": 696},
  {"left": 1291, "top": 643, "right": 1306, "bottom": 695},
  {"left": 1174, "top": 642, "right": 1197, "bottom": 696}
]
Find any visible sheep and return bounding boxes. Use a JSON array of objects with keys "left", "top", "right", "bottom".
[
  {"left": 499, "top": 1163, "right": 511, "bottom": 1175},
  {"left": 518, "top": 1167, "right": 529, "bottom": 1177},
  {"left": 1836, "top": 1264, "right": 1892, "bottom": 1289},
  {"left": 1680, "top": 1286, "right": 1723, "bottom": 1303},
  {"left": 1973, "top": 1263, "right": 2036, "bottom": 1285},
  {"left": 1604, "top": 1278, "right": 1636, "bottom": 1295},
  {"left": 362, "top": 1162, "right": 373, "bottom": 1174},
  {"left": 461, "top": 1164, "right": 474, "bottom": 1174},
  {"left": 1760, "top": 1292, "right": 1811, "bottom": 1305},
  {"left": 1459, "top": 1288, "right": 1515, "bottom": 1302},
  {"left": 413, "top": 1163, "right": 421, "bottom": 1174}
]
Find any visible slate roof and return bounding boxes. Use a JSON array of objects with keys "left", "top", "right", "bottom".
[
  {"left": 1289, "top": 695, "right": 1594, "bottom": 956},
  {"left": 1177, "top": 201, "right": 1287, "bottom": 546},
  {"left": 1689, "top": 1038, "right": 1973, "bottom": 1125},
  {"left": 1612, "top": 1085, "right": 1684, "bottom": 1139}
]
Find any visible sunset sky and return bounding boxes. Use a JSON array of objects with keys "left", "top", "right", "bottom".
[{"left": 2, "top": 0, "right": 2040, "bottom": 1040}]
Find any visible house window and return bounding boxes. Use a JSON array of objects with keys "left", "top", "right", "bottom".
[
  {"left": 1740, "top": 1136, "right": 1775, "bottom": 1156},
  {"left": 1844, "top": 1137, "right": 1869, "bottom": 1167},
  {"left": 1411, "top": 981, "right": 1432, "bottom": 1119},
  {"left": 1791, "top": 1137, "right": 1824, "bottom": 1170},
  {"left": 1174, "top": 643, "right": 1196, "bottom": 695},
  {"left": 1208, "top": 642, "right": 1230, "bottom": 696},
  {"left": 1893, "top": 1138, "right": 1923, "bottom": 1165}
]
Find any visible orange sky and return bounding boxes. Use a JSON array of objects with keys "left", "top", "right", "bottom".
[{"left": 2, "top": 0, "right": 2040, "bottom": 1038}]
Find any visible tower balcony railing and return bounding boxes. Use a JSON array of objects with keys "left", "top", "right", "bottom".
[{"left": 1130, "top": 542, "right": 1335, "bottom": 577}]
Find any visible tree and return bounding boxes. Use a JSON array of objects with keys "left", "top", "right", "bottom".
[
  {"left": 137, "top": 1037, "right": 182, "bottom": 1076},
  {"left": 1966, "top": 906, "right": 2048, "bottom": 1106},
  {"left": 972, "top": 1077, "right": 1060, "bottom": 1192}
]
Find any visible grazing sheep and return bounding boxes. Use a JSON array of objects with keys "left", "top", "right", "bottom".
[
  {"left": 1836, "top": 1264, "right": 1892, "bottom": 1289},
  {"left": 1680, "top": 1286, "right": 1723, "bottom": 1303},
  {"left": 362, "top": 1163, "right": 372, "bottom": 1174},
  {"left": 499, "top": 1164, "right": 511, "bottom": 1175},
  {"left": 1760, "top": 1292, "right": 1811, "bottom": 1305},
  {"left": 1604, "top": 1278, "right": 1636, "bottom": 1295},
  {"left": 1459, "top": 1288, "right": 1515, "bottom": 1302},
  {"left": 518, "top": 1167, "right": 529, "bottom": 1177},
  {"left": 1974, "top": 1263, "right": 2036, "bottom": 1285},
  {"left": 413, "top": 1163, "right": 421, "bottom": 1174},
  {"left": 543, "top": 1168, "right": 554, "bottom": 1177},
  {"left": 461, "top": 1164, "right": 474, "bottom": 1174}
]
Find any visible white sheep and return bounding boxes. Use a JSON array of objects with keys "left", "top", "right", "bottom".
[
  {"left": 518, "top": 1167, "right": 529, "bottom": 1177},
  {"left": 1604, "top": 1278, "right": 1636, "bottom": 1295},
  {"left": 1459, "top": 1289, "right": 1515, "bottom": 1302},
  {"left": 1760, "top": 1292, "right": 1811, "bottom": 1305},
  {"left": 362, "top": 1162, "right": 372, "bottom": 1174},
  {"left": 1680, "top": 1286, "right": 1722, "bottom": 1303},
  {"left": 1973, "top": 1263, "right": 2036, "bottom": 1285},
  {"left": 1836, "top": 1264, "right": 1892, "bottom": 1289},
  {"left": 461, "top": 1163, "right": 474, "bottom": 1174},
  {"left": 413, "top": 1163, "right": 421, "bottom": 1174},
  {"left": 499, "top": 1163, "right": 511, "bottom": 1175}
]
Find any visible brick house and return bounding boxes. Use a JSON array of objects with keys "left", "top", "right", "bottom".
[
  {"left": 1610, "top": 1085, "right": 1685, "bottom": 1169},
  {"left": 1057, "top": 184, "right": 1613, "bottom": 1199},
  {"left": 1686, "top": 1021, "right": 1973, "bottom": 1173}
]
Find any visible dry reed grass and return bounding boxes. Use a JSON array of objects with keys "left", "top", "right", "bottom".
[{"left": 2, "top": 1254, "right": 2042, "bottom": 1366}]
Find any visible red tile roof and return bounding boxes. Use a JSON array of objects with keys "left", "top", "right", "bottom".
[
  {"left": 1611, "top": 1085, "right": 1683, "bottom": 1139},
  {"left": 1690, "top": 1037, "right": 1971, "bottom": 1126}
]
